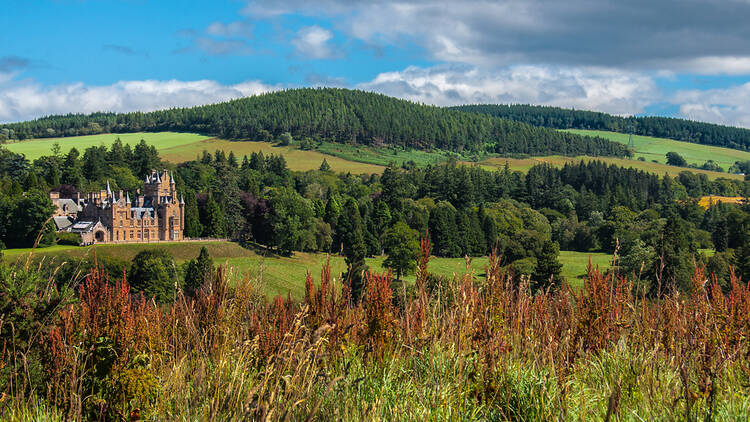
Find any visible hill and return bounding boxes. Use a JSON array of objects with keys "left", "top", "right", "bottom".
[
  {"left": 0, "top": 88, "right": 628, "bottom": 158},
  {"left": 4, "top": 131, "right": 385, "bottom": 173},
  {"left": 563, "top": 129, "right": 750, "bottom": 172},
  {"left": 453, "top": 103, "right": 750, "bottom": 151}
]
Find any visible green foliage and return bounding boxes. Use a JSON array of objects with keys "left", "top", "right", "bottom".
[
  {"left": 184, "top": 246, "right": 214, "bottom": 294},
  {"left": 268, "top": 187, "right": 315, "bottom": 254},
  {"left": 455, "top": 103, "right": 750, "bottom": 152},
  {"left": 382, "top": 221, "right": 419, "bottom": 280},
  {"left": 666, "top": 151, "right": 687, "bottom": 167},
  {"left": 1, "top": 189, "right": 56, "bottom": 248},
  {"left": 56, "top": 231, "right": 81, "bottom": 246},
  {"left": 0, "top": 265, "right": 69, "bottom": 394},
  {"left": 201, "top": 195, "right": 226, "bottom": 238},
  {"left": 531, "top": 240, "right": 563, "bottom": 291},
  {"left": 278, "top": 132, "right": 293, "bottom": 146},
  {"left": 1, "top": 88, "right": 629, "bottom": 158},
  {"left": 129, "top": 249, "right": 179, "bottom": 303}
]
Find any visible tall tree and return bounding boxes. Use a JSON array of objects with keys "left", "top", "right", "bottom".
[
  {"left": 382, "top": 221, "right": 419, "bottom": 281},
  {"left": 129, "top": 249, "right": 179, "bottom": 303},
  {"left": 184, "top": 246, "right": 214, "bottom": 295},
  {"left": 532, "top": 240, "right": 563, "bottom": 292}
]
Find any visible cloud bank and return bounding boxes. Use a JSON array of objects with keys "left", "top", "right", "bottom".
[{"left": 0, "top": 78, "right": 277, "bottom": 123}]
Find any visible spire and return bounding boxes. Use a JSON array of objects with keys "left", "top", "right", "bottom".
[
  {"left": 170, "top": 171, "right": 175, "bottom": 184},
  {"left": 126, "top": 192, "right": 131, "bottom": 204},
  {"left": 145, "top": 174, "right": 150, "bottom": 183},
  {"left": 180, "top": 194, "right": 185, "bottom": 205},
  {"left": 106, "top": 180, "right": 112, "bottom": 196},
  {"left": 156, "top": 171, "right": 161, "bottom": 183}
]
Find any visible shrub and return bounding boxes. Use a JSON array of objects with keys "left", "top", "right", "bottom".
[{"left": 56, "top": 232, "right": 81, "bottom": 246}]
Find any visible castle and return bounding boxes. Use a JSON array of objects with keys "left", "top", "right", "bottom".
[{"left": 51, "top": 169, "right": 185, "bottom": 244}]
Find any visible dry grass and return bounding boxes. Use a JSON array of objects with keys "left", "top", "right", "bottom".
[
  {"left": 698, "top": 195, "right": 746, "bottom": 208},
  {"left": 4, "top": 240, "right": 750, "bottom": 420}
]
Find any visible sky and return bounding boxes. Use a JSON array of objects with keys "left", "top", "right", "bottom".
[{"left": 2, "top": 0, "right": 750, "bottom": 127}]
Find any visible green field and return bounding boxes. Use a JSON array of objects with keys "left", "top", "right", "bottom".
[
  {"left": 315, "top": 142, "right": 462, "bottom": 167},
  {"left": 159, "top": 138, "right": 385, "bottom": 173},
  {"left": 4, "top": 132, "right": 211, "bottom": 161},
  {"left": 564, "top": 129, "right": 750, "bottom": 172},
  {"left": 4, "top": 132, "right": 386, "bottom": 174},
  {"left": 477, "top": 154, "right": 742, "bottom": 180},
  {"left": 4, "top": 242, "right": 612, "bottom": 298}
]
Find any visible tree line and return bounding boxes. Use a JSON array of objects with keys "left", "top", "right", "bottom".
[
  {"left": 454, "top": 104, "right": 750, "bottom": 151},
  {"left": 0, "top": 88, "right": 629, "bottom": 157}
]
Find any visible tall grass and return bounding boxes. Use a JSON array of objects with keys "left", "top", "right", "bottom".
[{"left": 2, "top": 240, "right": 750, "bottom": 420}]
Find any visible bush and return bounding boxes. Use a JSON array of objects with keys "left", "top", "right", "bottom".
[
  {"left": 56, "top": 231, "right": 82, "bottom": 246},
  {"left": 129, "top": 249, "right": 179, "bottom": 303}
]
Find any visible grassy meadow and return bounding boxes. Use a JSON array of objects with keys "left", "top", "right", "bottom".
[
  {"left": 477, "top": 155, "right": 743, "bottom": 180},
  {"left": 4, "top": 132, "right": 385, "bottom": 174},
  {"left": 3, "top": 132, "right": 211, "bottom": 161},
  {"left": 4, "top": 241, "right": 611, "bottom": 298},
  {"left": 564, "top": 129, "right": 750, "bottom": 172}
]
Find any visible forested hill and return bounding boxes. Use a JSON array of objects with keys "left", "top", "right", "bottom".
[
  {"left": 452, "top": 104, "right": 750, "bottom": 151},
  {"left": 0, "top": 88, "right": 629, "bottom": 157}
]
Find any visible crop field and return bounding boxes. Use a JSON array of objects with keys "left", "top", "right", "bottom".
[
  {"left": 3, "top": 132, "right": 211, "bottom": 161},
  {"left": 4, "top": 241, "right": 611, "bottom": 298},
  {"left": 478, "top": 155, "right": 742, "bottom": 180},
  {"left": 698, "top": 195, "right": 746, "bottom": 208},
  {"left": 564, "top": 129, "right": 750, "bottom": 172}
]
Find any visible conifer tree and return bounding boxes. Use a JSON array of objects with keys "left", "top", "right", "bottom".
[
  {"left": 184, "top": 246, "right": 214, "bottom": 295},
  {"left": 532, "top": 239, "right": 563, "bottom": 292}
]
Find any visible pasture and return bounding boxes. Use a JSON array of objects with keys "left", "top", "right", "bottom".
[
  {"left": 4, "top": 132, "right": 210, "bottom": 161},
  {"left": 564, "top": 129, "right": 750, "bottom": 172},
  {"left": 4, "top": 241, "right": 612, "bottom": 298},
  {"left": 4, "top": 132, "right": 385, "bottom": 174},
  {"left": 477, "top": 155, "right": 743, "bottom": 180},
  {"left": 159, "top": 138, "right": 385, "bottom": 173}
]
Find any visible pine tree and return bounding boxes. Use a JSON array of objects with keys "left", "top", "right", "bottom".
[
  {"left": 184, "top": 246, "right": 214, "bottom": 295},
  {"left": 202, "top": 196, "right": 227, "bottom": 238},
  {"left": 339, "top": 198, "right": 368, "bottom": 301},
  {"left": 319, "top": 159, "right": 331, "bottom": 172},
  {"left": 183, "top": 191, "right": 203, "bottom": 238},
  {"left": 712, "top": 218, "right": 729, "bottom": 252},
  {"left": 532, "top": 240, "right": 563, "bottom": 292}
]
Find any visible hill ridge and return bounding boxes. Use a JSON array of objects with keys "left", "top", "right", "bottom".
[{"left": 0, "top": 88, "right": 628, "bottom": 158}]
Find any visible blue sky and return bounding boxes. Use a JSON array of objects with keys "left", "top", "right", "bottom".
[{"left": 2, "top": 0, "right": 750, "bottom": 127}]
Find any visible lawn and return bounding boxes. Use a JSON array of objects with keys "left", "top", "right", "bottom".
[
  {"left": 4, "top": 132, "right": 211, "bottom": 161},
  {"left": 564, "top": 129, "right": 750, "bottom": 172},
  {"left": 4, "top": 242, "right": 612, "bottom": 298}
]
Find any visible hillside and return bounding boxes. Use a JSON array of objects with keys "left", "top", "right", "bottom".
[
  {"left": 0, "top": 88, "right": 628, "bottom": 157},
  {"left": 453, "top": 103, "right": 750, "bottom": 151},
  {"left": 564, "top": 129, "right": 750, "bottom": 172},
  {"left": 4, "top": 132, "right": 385, "bottom": 173}
]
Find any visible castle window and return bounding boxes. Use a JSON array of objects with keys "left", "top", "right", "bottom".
[{"left": 130, "top": 231, "right": 134, "bottom": 239}]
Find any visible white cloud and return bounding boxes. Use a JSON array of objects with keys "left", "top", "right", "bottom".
[
  {"left": 672, "top": 83, "right": 750, "bottom": 127},
  {"left": 205, "top": 20, "right": 254, "bottom": 38},
  {"left": 358, "top": 65, "right": 659, "bottom": 116},
  {"left": 0, "top": 78, "right": 279, "bottom": 123},
  {"left": 291, "top": 25, "right": 339, "bottom": 59}
]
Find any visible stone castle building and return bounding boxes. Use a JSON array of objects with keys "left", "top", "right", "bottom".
[{"left": 51, "top": 169, "right": 185, "bottom": 244}]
